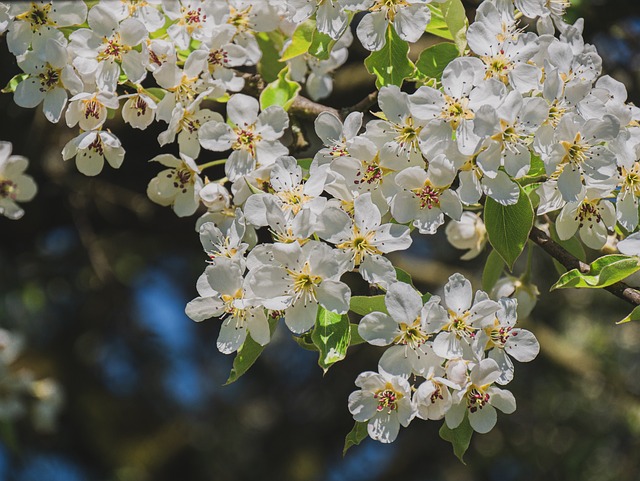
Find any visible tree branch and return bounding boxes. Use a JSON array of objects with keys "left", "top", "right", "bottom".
[
  {"left": 240, "top": 73, "right": 377, "bottom": 120},
  {"left": 529, "top": 226, "right": 640, "bottom": 306}
]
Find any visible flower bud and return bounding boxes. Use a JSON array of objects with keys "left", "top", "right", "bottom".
[
  {"left": 491, "top": 276, "right": 539, "bottom": 318},
  {"left": 445, "top": 212, "right": 487, "bottom": 260},
  {"left": 199, "top": 182, "right": 231, "bottom": 211}
]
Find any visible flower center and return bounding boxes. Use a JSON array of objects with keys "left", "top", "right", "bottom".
[
  {"left": 621, "top": 165, "right": 640, "bottom": 196},
  {"left": 17, "top": 3, "right": 53, "bottom": 29},
  {"left": 575, "top": 199, "right": 603, "bottom": 228},
  {"left": 38, "top": 67, "right": 61, "bottom": 91},
  {"left": 208, "top": 48, "right": 229, "bottom": 67},
  {"left": 466, "top": 386, "right": 490, "bottom": 413},
  {"left": 441, "top": 95, "right": 474, "bottom": 129},
  {"left": 233, "top": 127, "right": 261, "bottom": 156},
  {"left": 370, "top": 0, "right": 409, "bottom": 22},
  {"left": 394, "top": 318, "right": 429, "bottom": 349},
  {"left": 337, "top": 228, "right": 382, "bottom": 266},
  {"left": 394, "top": 117, "right": 422, "bottom": 152},
  {"left": 560, "top": 133, "right": 589, "bottom": 165},
  {"left": 228, "top": 5, "right": 253, "bottom": 33},
  {"left": 482, "top": 51, "right": 512, "bottom": 83},
  {"left": 412, "top": 182, "right": 441, "bottom": 209},
  {"left": 374, "top": 384, "right": 403, "bottom": 413},
  {"left": 288, "top": 262, "right": 321, "bottom": 304},
  {"left": 445, "top": 310, "right": 476, "bottom": 339},
  {"left": 0, "top": 179, "right": 18, "bottom": 200}
]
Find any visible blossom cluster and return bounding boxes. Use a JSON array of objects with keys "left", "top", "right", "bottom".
[{"left": 1, "top": 0, "right": 638, "bottom": 447}]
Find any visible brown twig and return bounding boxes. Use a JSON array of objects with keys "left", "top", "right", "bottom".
[
  {"left": 341, "top": 91, "right": 379, "bottom": 117},
  {"left": 529, "top": 226, "right": 640, "bottom": 306}
]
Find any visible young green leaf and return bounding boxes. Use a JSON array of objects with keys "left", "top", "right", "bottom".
[
  {"left": 395, "top": 266, "right": 414, "bottom": 286},
  {"left": 311, "top": 307, "right": 351, "bottom": 373},
  {"left": 551, "top": 255, "right": 640, "bottom": 290},
  {"left": 1, "top": 73, "right": 28, "bottom": 94},
  {"left": 415, "top": 42, "right": 459, "bottom": 81},
  {"left": 259, "top": 67, "right": 301, "bottom": 111},
  {"left": 225, "top": 317, "right": 278, "bottom": 385},
  {"left": 482, "top": 248, "right": 505, "bottom": 292},
  {"left": 426, "top": 4, "right": 454, "bottom": 40},
  {"left": 439, "top": 415, "right": 473, "bottom": 464},
  {"left": 364, "top": 25, "right": 415, "bottom": 88},
  {"left": 349, "top": 295, "right": 388, "bottom": 316},
  {"left": 309, "top": 30, "right": 337, "bottom": 60},
  {"left": 281, "top": 19, "right": 315, "bottom": 61},
  {"left": 484, "top": 184, "right": 534, "bottom": 270},
  {"left": 618, "top": 305, "right": 640, "bottom": 324},
  {"left": 441, "top": 0, "right": 468, "bottom": 54},
  {"left": 292, "top": 331, "right": 319, "bottom": 351},
  {"left": 343, "top": 421, "right": 369, "bottom": 456},
  {"left": 296, "top": 157, "right": 313, "bottom": 171}
]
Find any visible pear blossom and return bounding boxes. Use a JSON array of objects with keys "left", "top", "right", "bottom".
[
  {"left": 348, "top": 369, "right": 414, "bottom": 443},
  {"left": 474, "top": 298, "right": 540, "bottom": 384},
  {"left": 316, "top": 193, "right": 412, "bottom": 288},
  {"left": 445, "top": 212, "right": 488, "bottom": 260},
  {"left": 423, "top": 274, "right": 500, "bottom": 359},
  {"left": 412, "top": 367, "right": 460, "bottom": 420},
  {"left": 358, "top": 282, "right": 441, "bottom": 376},
  {"left": 245, "top": 241, "right": 351, "bottom": 334},
  {"left": 120, "top": 92, "right": 157, "bottom": 130},
  {"left": 345, "top": 0, "right": 434, "bottom": 51},
  {"left": 146, "top": 153, "right": 204, "bottom": 217},
  {"left": 284, "top": 0, "right": 349, "bottom": 39},
  {"left": 13, "top": 38, "right": 83, "bottom": 123},
  {"left": 491, "top": 276, "right": 539, "bottom": 318},
  {"left": 185, "top": 257, "right": 270, "bottom": 354},
  {"left": 312, "top": 111, "right": 363, "bottom": 169},
  {"left": 199, "top": 94, "right": 289, "bottom": 182},
  {"left": 62, "top": 130, "right": 125, "bottom": 177},
  {"left": 65, "top": 91, "right": 119, "bottom": 132},
  {"left": 445, "top": 358, "right": 516, "bottom": 433},
  {"left": 0, "top": 141, "right": 37, "bottom": 220},
  {"left": 6, "top": 1, "right": 87, "bottom": 56}
]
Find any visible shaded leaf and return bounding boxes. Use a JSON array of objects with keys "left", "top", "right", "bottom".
[
  {"left": 364, "top": 25, "right": 415, "bottom": 88},
  {"left": 439, "top": 415, "right": 473, "bottom": 464},
  {"left": 225, "top": 317, "right": 278, "bottom": 385},
  {"left": 349, "top": 323, "right": 366, "bottom": 346},
  {"left": 349, "top": 295, "right": 387, "bottom": 316},
  {"left": 484, "top": 184, "right": 534, "bottom": 270},
  {"left": 343, "top": 421, "right": 368, "bottom": 456},
  {"left": 309, "top": 30, "right": 337, "bottom": 60},
  {"left": 256, "top": 31, "right": 286, "bottom": 82},
  {"left": 441, "top": 0, "right": 468, "bottom": 54},
  {"left": 482, "top": 248, "right": 505, "bottom": 292},
  {"left": 415, "top": 42, "right": 459, "bottom": 81},
  {"left": 395, "top": 266, "right": 414, "bottom": 286}
]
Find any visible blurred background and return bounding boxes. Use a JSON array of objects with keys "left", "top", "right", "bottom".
[{"left": 2, "top": 1, "right": 640, "bottom": 480}]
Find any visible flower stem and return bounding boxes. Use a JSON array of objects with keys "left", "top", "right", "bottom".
[{"left": 198, "top": 158, "right": 227, "bottom": 170}]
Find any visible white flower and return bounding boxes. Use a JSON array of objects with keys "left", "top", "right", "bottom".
[
  {"left": 199, "top": 93, "right": 290, "bottom": 182},
  {"left": 347, "top": 0, "right": 433, "bottom": 51},
  {"left": 0, "top": 141, "right": 37, "bottom": 220},
  {"left": 413, "top": 367, "right": 460, "bottom": 421},
  {"left": 312, "top": 111, "right": 363, "bottom": 169},
  {"left": 491, "top": 276, "right": 539, "bottom": 318},
  {"left": 65, "top": 91, "right": 119, "bottom": 132},
  {"left": 246, "top": 241, "right": 351, "bottom": 334},
  {"left": 120, "top": 92, "right": 157, "bottom": 130},
  {"left": 62, "top": 130, "right": 125, "bottom": 177},
  {"left": 285, "top": 0, "right": 349, "bottom": 39},
  {"left": 317, "top": 193, "right": 412, "bottom": 288},
  {"left": 423, "top": 274, "right": 500, "bottom": 359},
  {"left": 445, "top": 212, "right": 487, "bottom": 260},
  {"left": 358, "top": 282, "right": 441, "bottom": 376},
  {"left": 14, "top": 38, "right": 83, "bottom": 123},
  {"left": 474, "top": 298, "right": 540, "bottom": 385},
  {"left": 146, "top": 153, "right": 203, "bottom": 217},
  {"left": 348, "top": 368, "right": 414, "bottom": 443},
  {"left": 445, "top": 358, "right": 516, "bottom": 434},
  {"left": 185, "top": 257, "right": 270, "bottom": 354}
]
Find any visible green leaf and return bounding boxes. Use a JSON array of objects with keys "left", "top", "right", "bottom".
[
  {"left": 484, "top": 184, "right": 534, "bottom": 270},
  {"left": 526, "top": 153, "right": 546, "bottom": 178},
  {"left": 618, "top": 305, "right": 640, "bottom": 324},
  {"left": 441, "top": 0, "right": 468, "bottom": 54},
  {"left": 145, "top": 87, "right": 166, "bottom": 102},
  {"left": 1, "top": 73, "right": 28, "bottom": 94},
  {"left": 281, "top": 19, "right": 315, "bottom": 61},
  {"left": 256, "top": 31, "right": 286, "bottom": 82},
  {"left": 225, "top": 317, "right": 278, "bottom": 385},
  {"left": 395, "top": 266, "right": 414, "bottom": 286},
  {"left": 259, "top": 67, "right": 301, "bottom": 111},
  {"left": 551, "top": 255, "right": 640, "bottom": 290},
  {"left": 421, "top": 292, "right": 432, "bottom": 303},
  {"left": 415, "top": 42, "right": 459, "bottom": 81},
  {"left": 364, "top": 26, "right": 415, "bottom": 88},
  {"left": 482, "top": 249, "right": 505, "bottom": 292},
  {"left": 439, "top": 415, "right": 473, "bottom": 464},
  {"left": 292, "top": 331, "right": 319, "bottom": 351},
  {"left": 426, "top": 4, "right": 454, "bottom": 40},
  {"left": 343, "top": 421, "right": 369, "bottom": 456},
  {"left": 296, "top": 157, "right": 313, "bottom": 171},
  {"left": 550, "top": 225, "right": 586, "bottom": 263},
  {"left": 349, "top": 295, "right": 388, "bottom": 316},
  {"left": 309, "top": 30, "right": 337, "bottom": 60},
  {"left": 523, "top": 182, "right": 541, "bottom": 210},
  {"left": 349, "top": 323, "right": 366, "bottom": 346},
  {"left": 311, "top": 307, "right": 351, "bottom": 373}
]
